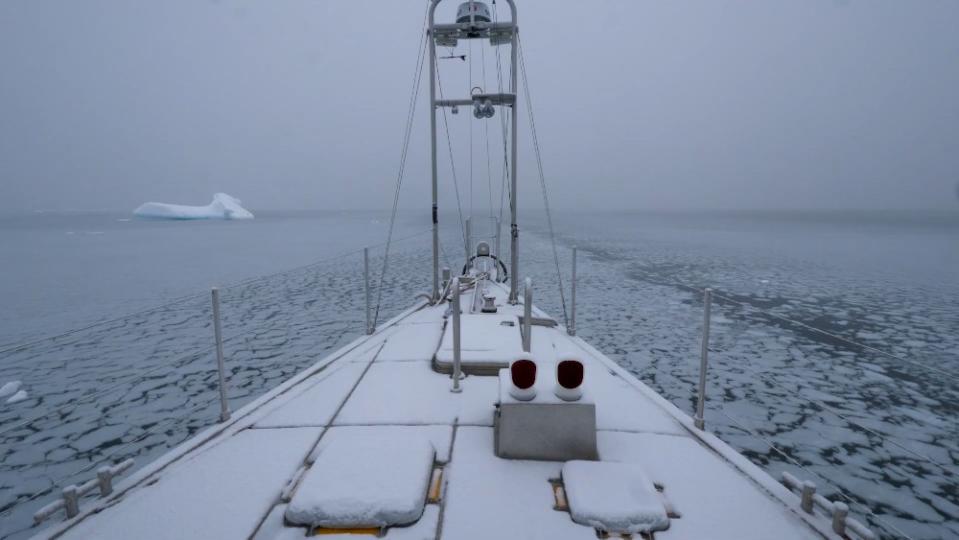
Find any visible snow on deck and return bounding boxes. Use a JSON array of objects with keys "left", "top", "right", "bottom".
[
  {"left": 562, "top": 460, "right": 669, "bottom": 534},
  {"left": 38, "top": 282, "right": 832, "bottom": 540},
  {"left": 285, "top": 430, "right": 435, "bottom": 528}
]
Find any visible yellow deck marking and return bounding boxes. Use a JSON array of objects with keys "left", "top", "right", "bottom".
[
  {"left": 314, "top": 527, "right": 380, "bottom": 535},
  {"left": 428, "top": 465, "right": 444, "bottom": 503}
]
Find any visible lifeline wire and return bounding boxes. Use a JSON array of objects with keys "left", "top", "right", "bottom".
[
  {"left": 518, "top": 34, "right": 569, "bottom": 327},
  {"left": 372, "top": 1, "right": 431, "bottom": 328}
]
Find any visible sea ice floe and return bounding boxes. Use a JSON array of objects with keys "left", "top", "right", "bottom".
[
  {"left": 5, "top": 390, "right": 28, "bottom": 404},
  {"left": 0, "top": 380, "right": 21, "bottom": 398},
  {"left": 133, "top": 193, "right": 254, "bottom": 220}
]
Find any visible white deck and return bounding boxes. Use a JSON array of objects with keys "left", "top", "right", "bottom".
[{"left": 33, "top": 282, "right": 839, "bottom": 540}]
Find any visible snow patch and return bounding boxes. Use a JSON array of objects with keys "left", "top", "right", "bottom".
[
  {"left": 563, "top": 460, "right": 669, "bottom": 534},
  {"left": 133, "top": 193, "right": 254, "bottom": 220},
  {"left": 286, "top": 430, "right": 435, "bottom": 528}
]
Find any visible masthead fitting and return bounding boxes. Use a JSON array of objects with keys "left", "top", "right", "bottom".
[{"left": 456, "top": 2, "right": 492, "bottom": 24}]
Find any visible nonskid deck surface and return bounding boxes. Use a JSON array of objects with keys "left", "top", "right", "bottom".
[{"left": 36, "top": 283, "right": 832, "bottom": 540}]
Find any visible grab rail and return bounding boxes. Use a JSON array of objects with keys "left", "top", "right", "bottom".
[
  {"left": 33, "top": 459, "right": 135, "bottom": 524},
  {"left": 781, "top": 472, "right": 875, "bottom": 539}
]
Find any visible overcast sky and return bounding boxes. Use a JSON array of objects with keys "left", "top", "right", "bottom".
[{"left": 1, "top": 0, "right": 957, "bottom": 213}]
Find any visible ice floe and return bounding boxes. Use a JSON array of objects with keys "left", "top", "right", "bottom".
[
  {"left": 5, "top": 389, "right": 27, "bottom": 404},
  {"left": 133, "top": 193, "right": 254, "bottom": 220},
  {"left": 0, "top": 380, "right": 21, "bottom": 398}
]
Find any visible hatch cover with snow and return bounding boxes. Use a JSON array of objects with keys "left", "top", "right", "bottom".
[
  {"left": 562, "top": 460, "right": 669, "bottom": 534},
  {"left": 285, "top": 431, "right": 436, "bottom": 529}
]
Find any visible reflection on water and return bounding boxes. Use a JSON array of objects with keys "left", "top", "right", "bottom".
[{"left": 0, "top": 210, "right": 956, "bottom": 539}]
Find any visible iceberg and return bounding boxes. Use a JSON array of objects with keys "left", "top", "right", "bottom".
[{"left": 133, "top": 193, "right": 254, "bottom": 220}]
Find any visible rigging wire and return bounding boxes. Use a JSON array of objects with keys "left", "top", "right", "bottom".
[
  {"left": 517, "top": 34, "right": 569, "bottom": 327},
  {"left": 435, "top": 52, "right": 469, "bottom": 253},
  {"left": 469, "top": 38, "right": 474, "bottom": 221},
  {"left": 491, "top": 0, "right": 512, "bottom": 259},
  {"left": 481, "top": 32, "right": 495, "bottom": 226},
  {"left": 372, "top": 2, "right": 430, "bottom": 328}
]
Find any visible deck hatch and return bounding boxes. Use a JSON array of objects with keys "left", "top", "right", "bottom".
[
  {"left": 562, "top": 460, "right": 669, "bottom": 535},
  {"left": 285, "top": 431, "right": 436, "bottom": 529}
]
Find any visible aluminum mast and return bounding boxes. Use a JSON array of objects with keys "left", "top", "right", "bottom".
[{"left": 427, "top": 0, "right": 519, "bottom": 303}]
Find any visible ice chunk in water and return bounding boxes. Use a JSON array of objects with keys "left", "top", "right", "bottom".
[
  {"left": 5, "top": 389, "right": 28, "bottom": 404},
  {"left": 0, "top": 380, "right": 21, "bottom": 398}
]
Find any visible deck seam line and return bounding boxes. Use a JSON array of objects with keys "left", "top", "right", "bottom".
[
  {"left": 245, "top": 341, "right": 387, "bottom": 539},
  {"left": 433, "top": 419, "right": 458, "bottom": 540}
]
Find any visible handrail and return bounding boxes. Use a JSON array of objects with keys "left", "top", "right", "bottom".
[
  {"left": 33, "top": 459, "right": 135, "bottom": 524},
  {"left": 0, "top": 393, "right": 218, "bottom": 525},
  {"left": 720, "top": 405, "right": 915, "bottom": 540},
  {"left": 781, "top": 471, "right": 876, "bottom": 539}
]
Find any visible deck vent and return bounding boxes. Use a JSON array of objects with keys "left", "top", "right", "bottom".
[
  {"left": 509, "top": 359, "right": 537, "bottom": 401},
  {"left": 555, "top": 359, "right": 584, "bottom": 401}
]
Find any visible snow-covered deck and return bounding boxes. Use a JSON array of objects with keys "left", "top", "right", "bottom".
[{"left": 34, "top": 282, "right": 838, "bottom": 540}]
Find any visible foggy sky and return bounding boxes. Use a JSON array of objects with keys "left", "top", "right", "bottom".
[{"left": 1, "top": 1, "right": 957, "bottom": 213}]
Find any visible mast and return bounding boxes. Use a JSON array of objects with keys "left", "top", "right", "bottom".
[
  {"left": 508, "top": 8, "right": 519, "bottom": 304},
  {"left": 429, "top": 3, "right": 440, "bottom": 302},
  {"left": 427, "top": 0, "right": 519, "bottom": 302}
]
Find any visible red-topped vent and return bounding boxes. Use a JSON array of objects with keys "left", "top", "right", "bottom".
[
  {"left": 556, "top": 360, "right": 584, "bottom": 389},
  {"left": 511, "top": 359, "right": 537, "bottom": 390}
]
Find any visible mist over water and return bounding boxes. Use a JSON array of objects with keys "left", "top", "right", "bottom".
[{"left": 0, "top": 210, "right": 955, "bottom": 539}]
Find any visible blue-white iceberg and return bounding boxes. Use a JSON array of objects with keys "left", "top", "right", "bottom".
[{"left": 133, "top": 193, "right": 254, "bottom": 220}]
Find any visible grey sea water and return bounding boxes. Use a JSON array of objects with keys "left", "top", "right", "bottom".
[{"left": 0, "top": 210, "right": 956, "bottom": 539}]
